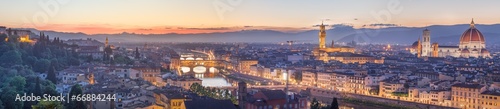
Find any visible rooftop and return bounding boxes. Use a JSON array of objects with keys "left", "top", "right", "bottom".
[
  {"left": 452, "top": 83, "right": 484, "bottom": 89},
  {"left": 259, "top": 90, "right": 287, "bottom": 100},
  {"left": 481, "top": 90, "right": 500, "bottom": 96}
]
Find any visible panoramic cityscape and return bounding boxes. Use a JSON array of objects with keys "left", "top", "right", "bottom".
[{"left": 1, "top": 0, "right": 500, "bottom": 109}]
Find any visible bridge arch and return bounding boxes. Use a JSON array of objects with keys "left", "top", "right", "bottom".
[{"left": 178, "top": 60, "right": 229, "bottom": 77}]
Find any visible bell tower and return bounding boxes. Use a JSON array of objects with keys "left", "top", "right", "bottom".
[
  {"left": 319, "top": 22, "right": 326, "bottom": 48},
  {"left": 105, "top": 37, "right": 109, "bottom": 47},
  {"left": 422, "top": 29, "right": 431, "bottom": 57}
]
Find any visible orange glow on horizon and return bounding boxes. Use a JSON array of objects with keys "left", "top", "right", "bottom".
[{"left": 33, "top": 24, "right": 313, "bottom": 34}]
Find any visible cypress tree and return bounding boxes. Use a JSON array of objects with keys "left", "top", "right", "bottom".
[
  {"left": 67, "top": 84, "right": 86, "bottom": 109},
  {"left": 35, "top": 77, "right": 42, "bottom": 96},
  {"left": 47, "top": 66, "right": 57, "bottom": 84},
  {"left": 330, "top": 97, "right": 339, "bottom": 109}
]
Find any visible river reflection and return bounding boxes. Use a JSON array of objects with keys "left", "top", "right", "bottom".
[
  {"left": 197, "top": 77, "right": 232, "bottom": 87},
  {"left": 188, "top": 69, "right": 231, "bottom": 87}
]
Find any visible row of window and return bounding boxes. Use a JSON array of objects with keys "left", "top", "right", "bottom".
[
  {"left": 481, "top": 101, "right": 498, "bottom": 106},
  {"left": 481, "top": 96, "right": 498, "bottom": 100}
]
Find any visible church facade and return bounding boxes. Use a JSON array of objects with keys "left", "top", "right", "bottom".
[{"left": 411, "top": 19, "right": 490, "bottom": 58}]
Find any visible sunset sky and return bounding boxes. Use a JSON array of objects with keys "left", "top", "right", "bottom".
[{"left": 1, "top": 0, "right": 499, "bottom": 34}]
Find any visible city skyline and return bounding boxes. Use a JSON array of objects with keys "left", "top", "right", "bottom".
[{"left": 1, "top": 0, "right": 500, "bottom": 34}]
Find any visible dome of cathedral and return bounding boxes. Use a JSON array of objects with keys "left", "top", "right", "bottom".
[
  {"left": 460, "top": 19, "right": 485, "bottom": 44},
  {"left": 412, "top": 41, "right": 419, "bottom": 48}
]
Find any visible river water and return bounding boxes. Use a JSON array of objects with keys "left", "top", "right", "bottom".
[{"left": 197, "top": 77, "right": 232, "bottom": 87}]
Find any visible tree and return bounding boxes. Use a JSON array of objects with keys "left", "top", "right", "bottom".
[
  {"left": 35, "top": 77, "right": 42, "bottom": 96},
  {"left": 0, "top": 50, "right": 22, "bottom": 66},
  {"left": 330, "top": 97, "right": 339, "bottom": 109},
  {"left": 310, "top": 98, "right": 320, "bottom": 109},
  {"left": 67, "top": 84, "right": 86, "bottom": 109},
  {"left": 34, "top": 59, "right": 50, "bottom": 73},
  {"left": 190, "top": 83, "right": 200, "bottom": 92},
  {"left": 9, "top": 76, "right": 26, "bottom": 93},
  {"left": 0, "top": 87, "right": 23, "bottom": 109},
  {"left": 24, "top": 56, "right": 38, "bottom": 67},
  {"left": 0, "top": 99, "right": 4, "bottom": 109},
  {"left": 47, "top": 66, "right": 57, "bottom": 84},
  {"left": 32, "top": 99, "right": 63, "bottom": 109}
]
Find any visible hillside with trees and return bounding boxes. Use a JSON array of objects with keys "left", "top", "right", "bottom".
[{"left": 0, "top": 33, "right": 81, "bottom": 109}]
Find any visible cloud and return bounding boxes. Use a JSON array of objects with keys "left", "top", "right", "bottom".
[
  {"left": 368, "top": 23, "right": 400, "bottom": 27},
  {"left": 330, "top": 24, "right": 354, "bottom": 28},
  {"left": 179, "top": 27, "right": 233, "bottom": 30}
]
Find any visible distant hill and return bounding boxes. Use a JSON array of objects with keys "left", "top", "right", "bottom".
[{"left": 32, "top": 24, "right": 500, "bottom": 45}]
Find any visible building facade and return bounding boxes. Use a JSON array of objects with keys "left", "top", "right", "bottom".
[{"left": 451, "top": 83, "right": 487, "bottom": 109}]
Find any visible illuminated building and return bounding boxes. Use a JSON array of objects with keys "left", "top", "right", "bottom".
[
  {"left": 312, "top": 23, "right": 355, "bottom": 59},
  {"left": 319, "top": 22, "right": 326, "bottom": 48},
  {"left": 422, "top": 28, "right": 431, "bottom": 57},
  {"left": 105, "top": 37, "right": 109, "bottom": 47},
  {"left": 87, "top": 72, "right": 95, "bottom": 85},
  {"left": 416, "top": 90, "right": 452, "bottom": 106},
  {"left": 301, "top": 71, "right": 317, "bottom": 86},
  {"left": 323, "top": 52, "right": 384, "bottom": 64},
  {"left": 480, "top": 91, "right": 500, "bottom": 109},
  {"left": 316, "top": 72, "right": 333, "bottom": 89},
  {"left": 411, "top": 19, "right": 491, "bottom": 58},
  {"left": 1, "top": 28, "right": 36, "bottom": 44},
  {"left": 311, "top": 23, "right": 384, "bottom": 64},
  {"left": 238, "top": 59, "right": 258, "bottom": 74},
  {"left": 170, "top": 97, "right": 187, "bottom": 109},
  {"left": 379, "top": 78, "right": 407, "bottom": 99},
  {"left": 451, "top": 83, "right": 486, "bottom": 109},
  {"left": 133, "top": 66, "right": 162, "bottom": 86}
]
